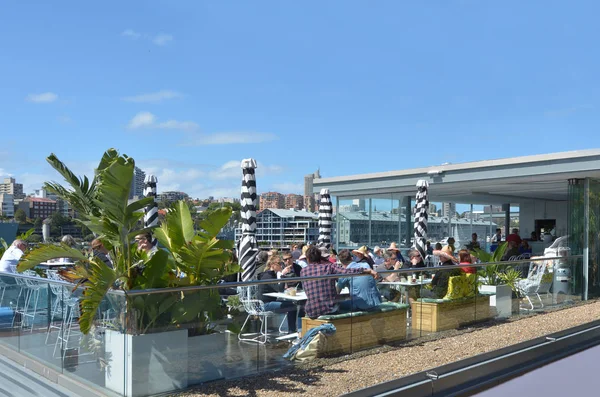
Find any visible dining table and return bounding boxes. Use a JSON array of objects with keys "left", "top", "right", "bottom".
[{"left": 379, "top": 278, "right": 432, "bottom": 304}]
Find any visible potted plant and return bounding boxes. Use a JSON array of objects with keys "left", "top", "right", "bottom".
[
  {"left": 499, "top": 268, "right": 523, "bottom": 314},
  {"left": 471, "top": 243, "right": 514, "bottom": 318},
  {"left": 18, "top": 149, "right": 238, "bottom": 396}
]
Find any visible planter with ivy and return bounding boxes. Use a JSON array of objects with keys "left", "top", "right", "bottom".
[{"left": 18, "top": 149, "right": 239, "bottom": 396}]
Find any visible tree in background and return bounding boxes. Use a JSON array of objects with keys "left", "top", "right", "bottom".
[
  {"left": 33, "top": 217, "right": 43, "bottom": 229},
  {"left": 14, "top": 209, "right": 27, "bottom": 223}
]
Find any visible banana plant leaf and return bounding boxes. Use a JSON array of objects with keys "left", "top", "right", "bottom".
[{"left": 18, "top": 245, "right": 89, "bottom": 272}]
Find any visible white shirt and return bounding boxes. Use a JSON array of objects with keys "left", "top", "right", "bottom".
[{"left": 0, "top": 246, "right": 24, "bottom": 273}]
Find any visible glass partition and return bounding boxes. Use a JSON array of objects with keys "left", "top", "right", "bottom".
[{"left": 0, "top": 253, "right": 589, "bottom": 396}]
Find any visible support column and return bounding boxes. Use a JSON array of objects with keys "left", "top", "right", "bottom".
[
  {"left": 397, "top": 196, "right": 402, "bottom": 246},
  {"left": 503, "top": 203, "right": 511, "bottom": 237},
  {"left": 584, "top": 178, "right": 590, "bottom": 300},
  {"left": 368, "top": 198, "right": 372, "bottom": 247},
  {"left": 405, "top": 196, "right": 412, "bottom": 247},
  {"left": 335, "top": 197, "right": 340, "bottom": 251},
  {"left": 470, "top": 204, "right": 474, "bottom": 237}
]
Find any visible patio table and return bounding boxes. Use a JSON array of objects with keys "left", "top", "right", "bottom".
[{"left": 379, "top": 279, "right": 432, "bottom": 304}]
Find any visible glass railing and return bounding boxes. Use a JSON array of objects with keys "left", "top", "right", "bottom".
[{"left": 0, "top": 254, "right": 586, "bottom": 396}]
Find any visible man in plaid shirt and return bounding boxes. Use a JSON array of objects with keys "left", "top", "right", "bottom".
[{"left": 301, "top": 246, "right": 378, "bottom": 318}]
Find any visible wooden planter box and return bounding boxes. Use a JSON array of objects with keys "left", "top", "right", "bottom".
[
  {"left": 411, "top": 295, "right": 493, "bottom": 333},
  {"left": 301, "top": 305, "right": 408, "bottom": 355}
]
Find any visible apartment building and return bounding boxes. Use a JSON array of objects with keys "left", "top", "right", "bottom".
[{"left": 259, "top": 192, "right": 285, "bottom": 210}]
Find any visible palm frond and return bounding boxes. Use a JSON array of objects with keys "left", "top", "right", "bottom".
[
  {"left": 18, "top": 245, "right": 89, "bottom": 272},
  {"left": 79, "top": 258, "right": 120, "bottom": 334}
]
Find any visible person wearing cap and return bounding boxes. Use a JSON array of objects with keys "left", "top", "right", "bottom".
[
  {"left": 352, "top": 246, "right": 375, "bottom": 269},
  {"left": 337, "top": 249, "right": 382, "bottom": 311},
  {"left": 387, "top": 242, "right": 406, "bottom": 264},
  {"left": 301, "top": 246, "right": 378, "bottom": 318}
]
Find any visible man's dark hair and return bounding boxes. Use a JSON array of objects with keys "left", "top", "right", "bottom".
[
  {"left": 306, "top": 245, "right": 321, "bottom": 263},
  {"left": 337, "top": 249, "right": 353, "bottom": 265},
  {"left": 496, "top": 228, "right": 501, "bottom": 233},
  {"left": 256, "top": 251, "right": 269, "bottom": 264}
]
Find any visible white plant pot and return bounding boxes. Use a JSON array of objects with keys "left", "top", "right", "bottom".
[
  {"left": 479, "top": 284, "right": 513, "bottom": 318},
  {"left": 104, "top": 329, "right": 188, "bottom": 397}
]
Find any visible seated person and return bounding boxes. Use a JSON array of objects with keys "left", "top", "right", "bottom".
[
  {"left": 430, "top": 252, "right": 462, "bottom": 299},
  {"left": 501, "top": 240, "right": 521, "bottom": 261},
  {"left": 91, "top": 239, "right": 113, "bottom": 269},
  {"left": 296, "top": 245, "right": 310, "bottom": 269},
  {"left": 257, "top": 254, "right": 298, "bottom": 333},
  {"left": 135, "top": 233, "right": 157, "bottom": 256},
  {"left": 301, "top": 246, "right": 377, "bottom": 318},
  {"left": 519, "top": 240, "right": 532, "bottom": 254},
  {"left": 255, "top": 251, "right": 270, "bottom": 275},
  {"left": 458, "top": 249, "right": 477, "bottom": 274},
  {"left": 376, "top": 251, "right": 402, "bottom": 301},
  {"left": 465, "top": 233, "right": 481, "bottom": 251},
  {"left": 0, "top": 239, "right": 27, "bottom": 274},
  {"left": 336, "top": 250, "right": 382, "bottom": 311},
  {"left": 406, "top": 249, "right": 426, "bottom": 269}
]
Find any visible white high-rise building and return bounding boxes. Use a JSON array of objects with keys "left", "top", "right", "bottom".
[
  {"left": 130, "top": 167, "right": 146, "bottom": 199},
  {"left": 442, "top": 202, "right": 456, "bottom": 218},
  {"left": 0, "top": 194, "right": 14, "bottom": 218}
]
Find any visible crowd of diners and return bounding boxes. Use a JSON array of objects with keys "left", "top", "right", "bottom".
[{"left": 245, "top": 240, "right": 493, "bottom": 334}]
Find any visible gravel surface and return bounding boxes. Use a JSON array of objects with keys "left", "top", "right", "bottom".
[{"left": 174, "top": 300, "right": 600, "bottom": 397}]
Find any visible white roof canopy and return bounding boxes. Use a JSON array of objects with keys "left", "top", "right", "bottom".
[{"left": 314, "top": 149, "right": 600, "bottom": 204}]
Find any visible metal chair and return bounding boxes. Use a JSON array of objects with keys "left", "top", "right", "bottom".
[
  {"left": 21, "top": 270, "right": 46, "bottom": 332},
  {"left": 517, "top": 259, "right": 550, "bottom": 310},
  {"left": 237, "top": 286, "right": 287, "bottom": 344}
]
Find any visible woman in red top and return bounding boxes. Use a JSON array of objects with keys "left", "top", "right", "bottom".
[{"left": 458, "top": 249, "right": 477, "bottom": 274}]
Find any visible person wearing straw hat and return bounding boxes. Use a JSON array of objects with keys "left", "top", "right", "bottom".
[
  {"left": 387, "top": 242, "right": 406, "bottom": 264},
  {"left": 352, "top": 246, "right": 375, "bottom": 269}
]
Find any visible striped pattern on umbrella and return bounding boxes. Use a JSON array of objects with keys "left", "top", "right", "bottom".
[
  {"left": 317, "top": 188, "right": 333, "bottom": 250},
  {"left": 413, "top": 180, "right": 429, "bottom": 259},
  {"left": 238, "top": 159, "right": 259, "bottom": 281},
  {"left": 143, "top": 174, "right": 159, "bottom": 245}
]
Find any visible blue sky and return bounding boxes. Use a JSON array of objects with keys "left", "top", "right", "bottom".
[{"left": 1, "top": 1, "right": 598, "bottom": 201}]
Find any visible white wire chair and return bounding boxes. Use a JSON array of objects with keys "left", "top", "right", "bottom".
[
  {"left": 517, "top": 259, "right": 551, "bottom": 310},
  {"left": 20, "top": 270, "right": 46, "bottom": 332},
  {"left": 237, "top": 285, "right": 287, "bottom": 344}
]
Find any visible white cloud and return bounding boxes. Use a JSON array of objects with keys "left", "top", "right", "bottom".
[
  {"left": 57, "top": 115, "right": 72, "bottom": 124},
  {"left": 128, "top": 111, "right": 156, "bottom": 129},
  {"left": 153, "top": 34, "right": 173, "bottom": 46},
  {"left": 121, "top": 90, "right": 183, "bottom": 103},
  {"left": 121, "top": 29, "right": 173, "bottom": 46},
  {"left": 185, "top": 132, "right": 278, "bottom": 145},
  {"left": 26, "top": 92, "right": 58, "bottom": 103},
  {"left": 138, "top": 159, "right": 285, "bottom": 199},
  {"left": 271, "top": 182, "right": 303, "bottom": 194},
  {"left": 127, "top": 111, "right": 199, "bottom": 131},
  {"left": 122, "top": 29, "right": 142, "bottom": 39}
]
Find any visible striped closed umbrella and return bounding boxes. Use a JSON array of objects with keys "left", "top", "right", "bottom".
[
  {"left": 317, "top": 188, "right": 333, "bottom": 250},
  {"left": 238, "top": 159, "right": 259, "bottom": 281},
  {"left": 413, "top": 180, "right": 429, "bottom": 259},
  {"left": 143, "top": 174, "right": 159, "bottom": 245}
]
